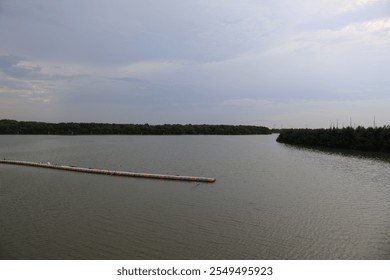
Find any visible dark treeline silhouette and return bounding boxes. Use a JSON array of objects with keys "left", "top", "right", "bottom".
[
  {"left": 276, "top": 126, "right": 390, "bottom": 152},
  {"left": 270, "top": 128, "right": 291, "bottom": 134},
  {"left": 0, "top": 119, "right": 271, "bottom": 135}
]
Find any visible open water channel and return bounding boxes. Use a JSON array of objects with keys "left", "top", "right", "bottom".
[{"left": 0, "top": 135, "right": 389, "bottom": 259}]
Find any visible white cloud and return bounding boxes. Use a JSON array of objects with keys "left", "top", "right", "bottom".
[
  {"left": 293, "top": 0, "right": 384, "bottom": 17},
  {"left": 264, "top": 17, "right": 390, "bottom": 57},
  {"left": 341, "top": 17, "right": 390, "bottom": 34},
  {"left": 0, "top": 78, "right": 60, "bottom": 104},
  {"left": 338, "top": 0, "right": 384, "bottom": 14}
]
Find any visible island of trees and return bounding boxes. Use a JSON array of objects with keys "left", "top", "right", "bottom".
[
  {"left": 276, "top": 126, "right": 390, "bottom": 152},
  {"left": 0, "top": 119, "right": 271, "bottom": 135}
]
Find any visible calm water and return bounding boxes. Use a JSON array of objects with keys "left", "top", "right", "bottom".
[{"left": 1, "top": 135, "right": 389, "bottom": 259}]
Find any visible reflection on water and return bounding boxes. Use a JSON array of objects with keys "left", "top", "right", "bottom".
[
  {"left": 284, "top": 142, "right": 390, "bottom": 162},
  {"left": 1, "top": 135, "right": 389, "bottom": 259}
]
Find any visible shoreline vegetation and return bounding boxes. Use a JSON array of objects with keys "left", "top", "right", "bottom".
[
  {"left": 2, "top": 119, "right": 390, "bottom": 153},
  {"left": 277, "top": 127, "right": 390, "bottom": 152},
  {"left": 0, "top": 119, "right": 271, "bottom": 135}
]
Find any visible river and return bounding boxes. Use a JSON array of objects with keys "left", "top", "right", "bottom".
[{"left": 0, "top": 135, "right": 389, "bottom": 259}]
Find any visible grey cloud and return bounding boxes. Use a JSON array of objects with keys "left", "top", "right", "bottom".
[
  {"left": 0, "top": 0, "right": 278, "bottom": 65},
  {"left": 1, "top": 0, "right": 390, "bottom": 126},
  {"left": 0, "top": 54, "right": 42, "bottom": 78},
  {"left": 0, "top": 54, "right": 23, "bottom": 68}
]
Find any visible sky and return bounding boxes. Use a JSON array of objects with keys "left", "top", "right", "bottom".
[{"left": 0, "top": 0, "right": 389, "bottom": 128}]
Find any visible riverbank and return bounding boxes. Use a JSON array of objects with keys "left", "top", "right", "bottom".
[
  {"left": 276, "top": 127, "right": 390, "bottom": 152},
  {"left": 0, "top": 119, "right": 271, "bottom": 135}
]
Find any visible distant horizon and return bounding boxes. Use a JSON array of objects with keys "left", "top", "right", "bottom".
[
  {"left": 1, "top": 118, "right": 388, "bottom": 130},
  {"left": 0, "top": 118, "right": 269, "bottom": 126}
]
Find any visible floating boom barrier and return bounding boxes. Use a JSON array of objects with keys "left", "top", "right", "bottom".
[{"left": 0, "top": 159, "right": 216, "bottom": 183}]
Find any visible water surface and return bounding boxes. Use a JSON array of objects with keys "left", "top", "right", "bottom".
[{"left": 1, "top": 135, "right": 389, "bottom": 259}]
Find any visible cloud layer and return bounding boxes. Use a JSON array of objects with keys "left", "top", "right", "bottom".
[{"left": 1, "top": 0, "right": 389, "bottom": 127}]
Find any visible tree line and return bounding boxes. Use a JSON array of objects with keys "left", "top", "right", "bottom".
[
  {"left": 276, "top": 127, "right": 390, "bottom": 152},
  {"left": 0, "top": 119, "right": 271, "bottom": 135}
]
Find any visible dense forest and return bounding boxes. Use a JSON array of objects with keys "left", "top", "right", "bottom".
[
  {"left": 0, "top": 119, "right": 271, "bottom": 135},
  {"left": 276, "top": 127, "right": 390, "bottom": 152}
]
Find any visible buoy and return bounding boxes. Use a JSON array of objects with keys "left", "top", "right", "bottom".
[{"left": 0, "top": 159, "right": 216, "bottom": 183}]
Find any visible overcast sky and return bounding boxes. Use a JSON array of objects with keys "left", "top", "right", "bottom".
[{"left": 1, "top": 0, "right": 389, "bottom": 128}]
